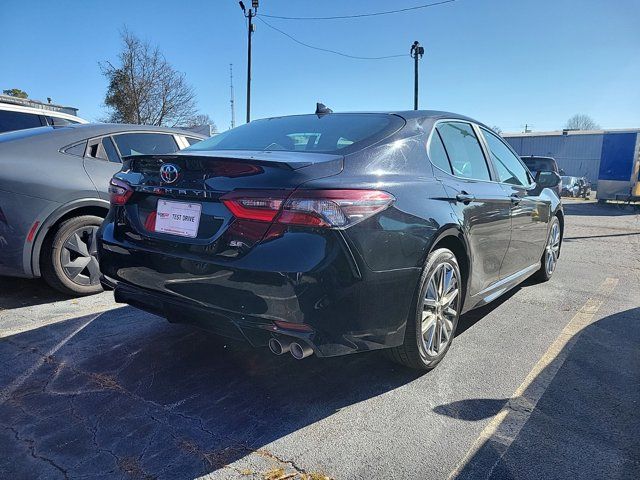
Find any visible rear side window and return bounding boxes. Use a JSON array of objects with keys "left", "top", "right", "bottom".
[
  {"left": 428, "top": 130, "right": 452, "bottom": 174},
  {"left": 102, "top": 137, "right": 121, "bottom": 163},
  {"left": 185, "top": 136, "right": 202, "bottom": 146},
  {"left": 185, "top": 114, "right": 404, "bottom": 154},
  {"left": 87, "top": 136, "right": 120, "bottom": 163},
  {"left": 114, "top": 133, "right": 179, "bottom": 156},
  {"left": 0, "top": 110, "right": 43, "bottom": 133},
  {"left": 482, "top": 128, "right": 531, "bottom": 186},
  {"left": 436, "top": 122, "right": 490, "bottom": 181}
]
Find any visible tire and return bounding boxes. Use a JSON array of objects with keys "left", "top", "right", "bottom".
[
  {"left": 532, "top": 216, "right": 561, "bottom": 283},
  {"left": 41, "top": 215, "right": 104, "bottom": 296},
  {"left": 386, "top": 248, "right": 462, "bottom": 370}
]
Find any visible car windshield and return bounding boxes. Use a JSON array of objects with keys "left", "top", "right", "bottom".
[
  {"left": 522, "top": 157, "right": 555, "bottom": 175},
  {"left": 185, "top": 113, "right": 404, "bottom": 154}
]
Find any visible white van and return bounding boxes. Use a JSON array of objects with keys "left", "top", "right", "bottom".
[{"left": 0, "top": 101, "right": 88, "bottom": 134}]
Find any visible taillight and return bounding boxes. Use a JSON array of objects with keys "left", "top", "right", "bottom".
[
  {"left": 109, "top": 178, "right": 133, "bottom": 206},
  {"left": 220, "top": 190, "right": 288, "bottom": 223},
  {"left": 280, "top": 190, "right": 394, "bottom": 227},
  {"left": 221, "top": 189, "right": 394, "bottom": 228}
]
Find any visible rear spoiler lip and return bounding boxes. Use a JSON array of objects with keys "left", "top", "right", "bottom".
[{"left": 122, "top": 150, "right": 343, "bottom": 171}]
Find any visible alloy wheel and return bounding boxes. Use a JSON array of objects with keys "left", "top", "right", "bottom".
[
  {"left": 545, "top": 221, "right": 561, "bottom": 275},
  {"left": 421, "top": 262, "right": 460, "bottom": 357},
  {"left": 60, "top": 226, "right": 100, "bottom": 286}
]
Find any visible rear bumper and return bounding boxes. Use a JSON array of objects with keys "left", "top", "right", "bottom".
[{"left": 97, "top": 222, "right": 419, "bottom": 357}]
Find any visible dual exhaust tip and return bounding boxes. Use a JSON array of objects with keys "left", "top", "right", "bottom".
[{"left": 268, "top": 337, "right": 313, "bottom": 360}]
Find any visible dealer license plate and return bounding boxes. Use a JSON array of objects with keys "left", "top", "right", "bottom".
[{"left": 155, "top": 200, "right": 202, "bottom": 238}]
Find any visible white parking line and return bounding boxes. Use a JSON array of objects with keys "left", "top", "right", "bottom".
[
  {"left": 0, "top": 313, "right": 99, "bottom": 405},
  {"left": 447, "top": 276, "right": 619, "bottom": 479}
]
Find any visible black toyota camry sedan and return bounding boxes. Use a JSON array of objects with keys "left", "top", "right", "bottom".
[{"left": 97, "top": 111, "right": 563, "bottom": 370}]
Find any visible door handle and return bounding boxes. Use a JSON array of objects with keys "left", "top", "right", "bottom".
[
  {"left": 510, "top": 193, "right": 522, "bottom": 205},
  {"left": 456, "top": 192, "right": 475, "bottom": 204}
]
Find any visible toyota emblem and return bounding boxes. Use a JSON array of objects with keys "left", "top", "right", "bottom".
[{"left": 160, "top": 163, "right": 180, "bottom": 184}]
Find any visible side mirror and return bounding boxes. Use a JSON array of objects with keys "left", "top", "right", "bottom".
[{"left": 535, "top": 171, "right": 561, "bottom": 188}]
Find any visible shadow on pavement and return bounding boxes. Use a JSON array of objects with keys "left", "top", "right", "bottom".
[
  {"left": 563, "top": 201, "right": 639, "bottom": 217},
  {"left": 0, "top": 306, "right": 428, "bottom": 479},
  {"left": 0, "top": 276, "right": 70, "bottom": 309},
  {"left": 434, "top": 307, "right": 640, "bottom": 480}
]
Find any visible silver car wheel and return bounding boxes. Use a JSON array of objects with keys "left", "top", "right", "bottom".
[
  {"left": 545, "top": 221, "right": 561, "bottom": 275},
  {"left": 421, "top": 262, "right": 459, "bottom": 357}
]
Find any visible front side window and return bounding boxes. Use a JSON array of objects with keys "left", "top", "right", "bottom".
[
  {"left": 0, "top": 110, "right": 43, "bottom": 133},
  {"left": 114, "top": 133, "right": 179, "bottom": 157},
  {"left": 436, "top": 122, "right": 491, "bottom": 181},
  {"left": 482, "top": 128, "right": 531, "bottom": 186}
]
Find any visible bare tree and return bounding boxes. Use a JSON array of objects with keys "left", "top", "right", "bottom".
[
  {"left": 491, "top": 125, "right": 503, "bottom": 135},
  {"left": 565, "top": 114, "right": 600, "bottom": 131},
  {"left": 101, "top": 29, "right": 199, "bottom": 127},
  {"left": 184, "top": 113, "right": 218, "bottom": 132}
]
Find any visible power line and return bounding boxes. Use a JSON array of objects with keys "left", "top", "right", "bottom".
[
  {"left": 256, "top": 17, "right": 407, "bottom": 60},
  {"left": 260, "top": 0, "right": 455, "bottom": 20}
]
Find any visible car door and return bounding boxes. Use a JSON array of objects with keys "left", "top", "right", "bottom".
[
  {"left": 479, "top": 127, "right": 550, "bottom": 279},
  {"left": 83, "top": 136, "right": 122, "bottom": 200},
  {"left": 428, "top": 120, "right": 512, "bottom": 297}
]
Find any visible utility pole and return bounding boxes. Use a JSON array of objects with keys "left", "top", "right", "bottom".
[
  {"left": 239, "top": 1, "right": 258, "bottom": 123},
  {"left": 410, "top": 41, "right": 424, "bottom": 110},
  {"left": 229, "top": 63, "right": 236, "bottom": 129}
]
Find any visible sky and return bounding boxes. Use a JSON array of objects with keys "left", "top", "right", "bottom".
[{"left": 1, "top": 0, "right": 639, "bottom": 133}]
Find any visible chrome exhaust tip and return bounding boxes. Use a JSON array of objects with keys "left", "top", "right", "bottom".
[
  {"left": 268, "top": 337, "right": 291, "bottom": 355},
  {"left": 290, "top": 342, "right": 313, "bottom": 360}
]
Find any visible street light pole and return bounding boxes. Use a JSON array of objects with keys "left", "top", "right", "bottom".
[
  {"left": 410, "top": 41, "right": 424, "bottom": 110},
  {"left": 239, "top": 1, "right": 258, "bottom": 123}
]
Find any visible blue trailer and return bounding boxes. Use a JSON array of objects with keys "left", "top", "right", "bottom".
[{"left": 504, "top": 129, "right": 640, "bottom": 201}]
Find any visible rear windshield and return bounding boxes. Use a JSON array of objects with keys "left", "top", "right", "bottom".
[
  {"left": 522, "top": 157, "right": 556, "bottom": 174},
  {"left": 185, "top": 113, "right": 404, "bottom": 154}
]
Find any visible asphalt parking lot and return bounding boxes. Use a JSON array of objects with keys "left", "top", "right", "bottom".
[{"left": 0, "top": 200, "right": 638, "bottom": 480}]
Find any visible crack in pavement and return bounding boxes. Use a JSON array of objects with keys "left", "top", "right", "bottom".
[{"left": 4, "top": 424, "right": 70, "bottom": 480}]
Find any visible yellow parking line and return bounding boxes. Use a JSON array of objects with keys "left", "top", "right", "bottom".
[{"left": 448, "top": 276, "right": 619, "bottom": 479}]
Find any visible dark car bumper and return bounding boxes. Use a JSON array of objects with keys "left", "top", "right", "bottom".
[{"left": 97, "top": 222, "right": 419, "bottom": 357}]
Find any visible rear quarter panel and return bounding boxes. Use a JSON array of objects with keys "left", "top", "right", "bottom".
[
  {"left": 0, "top": 143, "right": 100, "bottom": 277},
  {"left": 296, "top": 126, "right": 459, "bottom": 341}
]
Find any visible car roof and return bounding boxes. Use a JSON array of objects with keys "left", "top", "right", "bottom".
[
  {"left": 257, "top": 110, "right": 486, "bottom": 126},
  {"left": 0, "top": 123, "right": 206, "bottom": 145}
]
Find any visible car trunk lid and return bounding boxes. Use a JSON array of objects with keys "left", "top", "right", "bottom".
[{"left": 114, "top": 151, "right": 343, "bottom": 246}]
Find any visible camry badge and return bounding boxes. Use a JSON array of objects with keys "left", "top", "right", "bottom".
[{"left": 160, "top": 164, "right": 180, "bottom": 184}]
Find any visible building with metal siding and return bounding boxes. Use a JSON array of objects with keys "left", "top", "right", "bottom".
[{"left": 503, "top": 129, "right": 640, "bottom": 192}]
